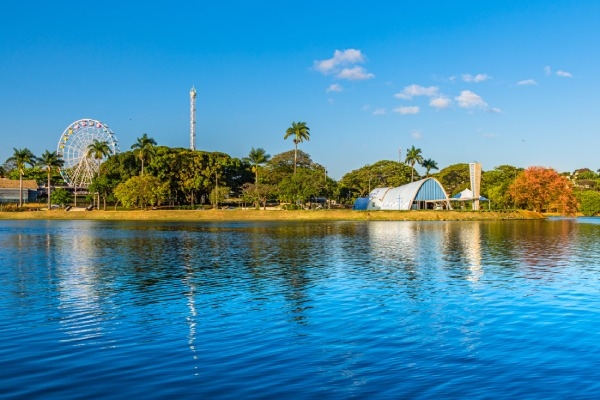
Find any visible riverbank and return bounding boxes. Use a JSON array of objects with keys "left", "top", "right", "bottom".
[{"left": 0, "top": 209, "right": 545, "bottom": 221}]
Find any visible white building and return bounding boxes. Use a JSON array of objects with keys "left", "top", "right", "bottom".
[{"left": 354, "top": 178, "right": 452, "bottom": 211}]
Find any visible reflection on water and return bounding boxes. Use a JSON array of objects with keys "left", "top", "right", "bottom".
[
  {"left": 1, "top": 219, "right": 600, "bottom": 398},
  {"left": 365, "top": 221, "right": 484, "bottom": 282}
]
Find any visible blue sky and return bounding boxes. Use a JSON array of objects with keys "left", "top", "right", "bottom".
[{"left": 1, "top": 1, "right": 599, "bottom": 179}]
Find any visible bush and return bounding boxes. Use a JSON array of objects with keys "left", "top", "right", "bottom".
[
  {"left": 0, "top": 204, "right": 24, "bottom": 212},
  {"left": 282, "top": 203, "right": 303, "bottom": 210}
]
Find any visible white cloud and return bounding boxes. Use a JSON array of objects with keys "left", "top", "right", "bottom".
[
  {"left": 462, "top": 73, "right": 491, "bottom": 83},
  {"left": 394, "top": 84, "right": 439, "bottom": 99},
  {"left": 488, "top": 107, "right": 502, "bottom": 113},
  {"left": 544, "top": 66, "right": 552, "bottom": 76},
  {"left": 336, "top": 66, "right": 374, "bottom": 81},
  {"left": 394, "top": 106, "right": 420, "bottom": 115},
  {"left": 455, "top": 90, "right": 487, "bottom": 109},
  {"left": 517, "top": 79, "right": 538, "bottom": 86},
  {"left": 372, "top": 108, "right": 386, "bottom": 115},
  {"left": 326, "top": 83, "right": 343, "bottom": 92},
  {"left": 556, "top": 70, "right": 573, "bottom": 78},
  {"left": 314, "top": 48, "right": 365, "bottom": 74},
  {"left": 430, "top": 96, "right": 451, "bottom": 109},
  {"left": 411, "top": 130, "right": 422, "bottom": 139}
]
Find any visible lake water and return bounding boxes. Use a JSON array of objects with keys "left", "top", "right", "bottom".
[{"left": 1, "top": 218, "right": 600, "bottom": 399}]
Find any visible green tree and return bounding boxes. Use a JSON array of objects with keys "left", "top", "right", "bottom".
[
  {"left": 114, "top": 175, "right": 168, "bottom": 209},
  {"left": 145, "top": 147, "right": 248, "bottom": 206},
  {"left": 37, "top": 150, "right": 64, "bottom": 209},
  {"left": 244, "top": 147, "right": 271, "bottom": 186},
  {"left": 100, "top": 151, "right": 139, "bottom": 183},
  {"left": 404, "top": 145, "right": 423, "bottom": 182},
  {"left": 575, "top": 190, "right": 600, "bottom": 216},
  {"left": 50, "top": 188, "right": 72, "bottom": 206},
  {"left": 86, "top": 139, "right": 111, "bottom": 207},
  {"left": 278, "top": 169, "right": 322, "bottom": 207},
  {"left": 283, "top": 121, "right": 310, "bottom": 175},
  {"left": 421, "top": 158, "right": 439, "bottom": 177},
  {"left": 89, "top": 174, "right": 118, "bottom": 210},
  {"left": 243, "top": 147, "right": 271, "bottom": 207},
  {"left": 481, "top": 165, "right": 522, "bottom": 209},
  {"left": 435, "top": 163, "right": 470, "bottom": 197},
  {"left": 131, "top": 133, "right": 157, "bottom": 175},
  {"left": 338, "top": 161, "right": 413, "bottom": 200},
  {"left": 242, "top": 182, "right": 277, "bottom": 209},
  {"left": 209, "top": 186, "right": 230, "bottom": 208},
  {"left": 6, "top": 167, "right": 46, "bottom": 185},
  {"left": 6, "top": 148, "right": 36, "bottom": 207},
  {"left": 265, "top": 149, "right": 313, "bottom": 185},
  {"left": 174, "top": 150, "right": 208, "bottom": 205}
]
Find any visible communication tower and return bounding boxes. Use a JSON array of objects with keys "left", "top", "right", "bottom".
[{"left": 190, "top": 85, "right": 197, "bottom": 150}]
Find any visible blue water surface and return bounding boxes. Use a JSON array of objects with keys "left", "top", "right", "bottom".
[{"left": 1, "top": 218, "right": 600, "bottom": 399}]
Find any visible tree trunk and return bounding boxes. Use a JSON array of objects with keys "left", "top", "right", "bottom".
[
  {"left": 19, "top": 172, "right": 23, "bottom": 208},
  {"left": 47, "top": 170, "right": 51, "bottom": 209},
  {"left": 294, "top": 142, "right": 298, "bottom": 175}
]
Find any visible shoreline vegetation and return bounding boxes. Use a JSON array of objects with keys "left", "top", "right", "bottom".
[{"left": 0, "top": 209, "right": 545, "bottom": 221}]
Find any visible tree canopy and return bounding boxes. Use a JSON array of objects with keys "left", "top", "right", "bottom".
[
  {"left": 338, "top": 161, "right": 413, "bottom": 199},
  {"left": 434, "top": 163, "right": 470, "bottom": 196},
  {"left": 510, "top": 166, "right": 577, "bottom": 215}
]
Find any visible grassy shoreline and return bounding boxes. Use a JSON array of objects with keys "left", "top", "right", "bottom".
[{"left": 0, "top": 209, "right": 545, "bottom": 221}]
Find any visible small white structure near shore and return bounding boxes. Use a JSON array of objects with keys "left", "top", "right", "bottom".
[
  {"left": 451, "top": 188, "right": 490, "bottom": 209},
  {"left": 354, "top": 178, "right": 452, "bottom": 211}
]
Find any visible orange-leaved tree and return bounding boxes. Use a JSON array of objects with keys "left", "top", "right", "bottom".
[{"left": 510, "top": 166, "right": 577, "bottom": 215}]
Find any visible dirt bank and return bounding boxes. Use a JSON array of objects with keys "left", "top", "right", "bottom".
[{"left": 0, "top": 209, "right": 545, "bottom": 221}]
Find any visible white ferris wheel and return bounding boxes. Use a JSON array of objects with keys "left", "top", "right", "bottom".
[{"left": 56, "top": 118, "right": 120, "bottom": 187}]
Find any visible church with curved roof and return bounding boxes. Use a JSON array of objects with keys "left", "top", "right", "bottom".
[{"left": 353, "top": 177, "right": 452, "bottom": 211}]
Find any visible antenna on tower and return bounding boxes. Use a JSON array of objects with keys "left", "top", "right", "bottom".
[{"left": 190, "top": 85, "right": 197, "bottom": 150}]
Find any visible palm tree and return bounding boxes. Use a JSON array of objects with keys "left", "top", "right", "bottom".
[
  {"left": 421, "top": 158, "right": 439, "bottom": 177},
  {"left": 244, "top": 147, "right": 271, "bottom": 186},
  {"left": 7, "top": 148, "right": 36, "bottom": 207},
  {"left": 37, "top": 150, "right": 64, "bottom": 209},
  {"left": 405, "top": 145, "right": 424, "bottom": 182},
  {"left": 131, "top": 133, "right": 157, "bottom": 175},
  {"left": 86, "top": 139, "right": 111, "bottom": 171},
  {"left": 87, "top": 140, "right": 111, "bottom": 208},
  {"left": 283, "top": 121, "right": 310, "bottom": 175}
]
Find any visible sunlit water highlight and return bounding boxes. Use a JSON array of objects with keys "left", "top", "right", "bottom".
[{"left": 1, "top": 218, "right": 600, "bottom": 398}]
